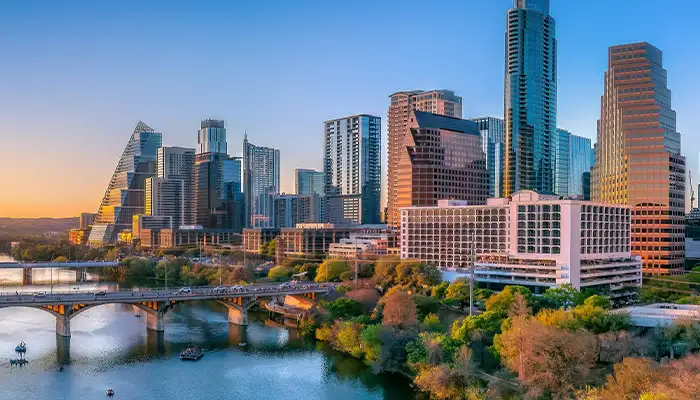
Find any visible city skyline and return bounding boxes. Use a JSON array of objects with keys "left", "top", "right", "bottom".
[{"left": 1, "top": 0, "right": 698, "bottom": 217}]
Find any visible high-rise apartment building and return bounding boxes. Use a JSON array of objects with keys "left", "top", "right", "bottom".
[
  {"left": 592, "top": 42, "right": 685, "bottom": 274},
  {"left": 469, "top": 117, "right": 505, "bottom": 198},
  {"left": 504, "top": 0, "right": 557, "bottom": 197},
  {"left": 157, "top": 147, "right": 195, "bottom": 225},
  {"left": 387, "top": 90, "right": 462, "bottom": 228},
  {"left": 296, "top": 169, "right": 324, "bottom": 196},
  {"left": 243, "top": 134, "right": 281, "bottom": 228},
  {"left": 569, "top": 134, "right": 594, "bottom": 198},
  {"left": 324, "top": 114, "right": 381, "bottom": 225},
  {"left": 554, "top": 129, "right": 570, "bottom": 196},
  {"left": 396, "top": 111, "right": 489, "bottom": 211},
  {"left": 197, "top": 119, "right": 227, "bottom": 155},
  {"left": 79, "top": 212, "right": 97, "bottom": 229},
  {"left": 145, "top": 177, "right": 185, "bottom": 228},
  {"left": 88, "top": 121, "right": 162, "bottom": 246}
]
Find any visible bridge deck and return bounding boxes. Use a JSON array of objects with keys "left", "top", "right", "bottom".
[
  {"left": 0, "top": 261, "right": 120, "bottom": 269},
  {"left": 0, "top": 284, "right": 331, "bottom": 307}
]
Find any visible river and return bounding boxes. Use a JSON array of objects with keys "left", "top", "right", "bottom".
[{"left": 0, "top": 255, "right": 417, "bottom": 400}]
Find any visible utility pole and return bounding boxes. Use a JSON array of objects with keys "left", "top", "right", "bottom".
[
  {"left": 354, "top": 255, "right": 359, "bottom": 290},
  {"left": 469, "top": 230, "right": 475, "bottom": 317}
]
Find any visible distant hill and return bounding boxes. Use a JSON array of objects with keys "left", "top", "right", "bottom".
[{"left": 0, "top": 217, "right": 79, "bottom": 238}]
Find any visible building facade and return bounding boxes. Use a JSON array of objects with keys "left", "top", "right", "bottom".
[
  {"left": 145, "top": 177, "right": 185, "bottom": 228},
  {"left": 591, "top": 42, "right": 685, "bottom": 274},
  {"left": 159, "top": 227, "right": 241, "bottom": 248},
  {"left": 88, "top": 121, "right": 162, "bottom": 246},
  {"left": 157, "top": 146, "right": 195, "bottom": 225},
  {"left": 569, "top": 134, "right": 594, "bottom": 198},
  {"left": 387, "top": 90, "right": 462, "bottom": 228},
  {"left": 504, "top": 0, "right": 557, "bottom": 197},
  {"left": 469, "top": 117, "right": 505, "bottom": 198},
  {"left": 328, "top": 233, "right": 389, "bottom": 259},
  {"left": 554, "top": 129, "right": 570, "bottom": 196},
  {"left": 197, "top": 119, "right": 227, "bottom": 155},
  {"left": 79, "top": 213, "right": 97, "bottom": 230},
  {"left": 69, "top": 229, "right": 90, "bottom": 245},
  {"left": 275, "top": 224, "right": 388, "bottom": 259},
  {"left": 324, "top": 114, "right": 381, "bottom": 225},
  {"left": 295, "top": 169, "right": 324, "bottom": 196},
  {"left": 396, "top": 111, "right": 489, "bottom": 213},
  {"left": 272, "top": 194, "right": 322, "bottom": 228},
  {"left": 400, "top": 191, "right": 641, "bottom": 298},
  {"left": 243, "top": 134, "right": 281, "bottom": 228}
]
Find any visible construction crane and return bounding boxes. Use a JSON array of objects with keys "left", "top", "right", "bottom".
[{"left": 691, "top": 170, "right": 696, "bottom": 210}]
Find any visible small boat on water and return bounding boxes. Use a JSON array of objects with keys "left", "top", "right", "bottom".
[
  {"left": 106, "top": 388, "right": 115, "bottom": 397},
  {"left": 10, "top": 359, "right": 28, "bottom": 366},
  {"left": 134, "top": 314, "right": 142, "bottom": 318},
  {"left": 239, "top": 342, "right": 247, "bottom": 347},
  {"left": 15, "top": 341, "right": 26, "bottom": 353},
  {"left": 180, "top": 345, "right": 203, "bottom": 361}
]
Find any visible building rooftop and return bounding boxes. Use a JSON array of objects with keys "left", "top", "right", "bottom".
[{"left": 413, "top": 111, "right": 478, "bottom": 135}]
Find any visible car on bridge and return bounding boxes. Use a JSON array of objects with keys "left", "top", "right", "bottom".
[
  {"left": 178, "top": 287, "right": 192, "bottom": 294},
  {"left": 94, "top": 291, "right": 107, "bottom": 296}
]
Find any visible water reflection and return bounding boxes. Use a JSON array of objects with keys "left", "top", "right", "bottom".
[{"left": 0, "top": 299, "right": 416, "bottom": 399}]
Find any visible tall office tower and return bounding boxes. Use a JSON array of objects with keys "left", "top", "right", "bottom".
[
  {"left": 79, "top": 212, "right": 97, "bottom": 229},
  {"left": 195, "top": 153, "right": 245, "bottom": 231},
  {"left": 504, "top": 0, "right": 557, "bottom": 197},
  {"left": 554, "top": 129, "right": 571, "bottom": 196},
  {"left": 272, "top": 194, "right": 322, "bottom": 227},
  {"left": 324, "top": 114, "right": 381, "bottom": 225},
  {"left": 295, "top": 169, "right": 324, "bottom": 196},
  {"left": 243, "top": 134, "right": 281, "bottom": 228},
  {"left": 568, "top": 134, "right": 594, "bottom": 197},
  {"left": 88, "top": 121, "right": 162, "bottom": 246},
  {"left": 197, "top": 119, "right": 227, "bottom": 154},
  {"left": 470, "top": 117, "right": 505, "bottom": 198},
  {"left": 592, "top": 42, "right": 686, "bottom": 274},
  {"left": 145, "top": 177, "right": 185, "bottom": 228},
  {"left": 387, "top": 90, "right": 462, "bottom": 228},
  {"left": 157, "top": 147, "right": 195, "bottom": 225},
  {"left": 397, "top": 111, "right": 489, "bottom": 211}
]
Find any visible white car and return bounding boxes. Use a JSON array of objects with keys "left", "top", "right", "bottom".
[
  {"left": 178, "top": 287, "right": 192, "bottom": 294},
  {"left": 33, "top": 292, "right": 46, "bottom": 297}
]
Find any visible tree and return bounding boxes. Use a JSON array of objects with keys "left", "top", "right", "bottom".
[
  {"left": 105, "top": 247, "right": 120, "bottom": 261},
  {"left": 321, "top": 298, "right": 364, "bottom": 320},
  {"left": 423, "top": 313, "right": 443, "bottom": 333},
  {"left": 431, "top": 281, "right": 449, "bottom": 299},
  {"left": 315, "top": 259, "right": 350, "bottom": 282},
  {"left": 584, "top": 295, "right": 613, "bottom": 309},
  {"left": 494, "top": 317, "right": 597, "bottom": 398},
  {"left": 373, "top": 256, "right": 400, "bottom": 288},
  {"left": 445, "top": 280, "right": 470, "bottom": 310},
  {"left": 484, "top": 285, "right": 532, "bottom": 314},
  {"left": 382, "top": 291, "right": 418, "bottom": 329},
  {"left": 267, "top": 266, "right": 292, "bottom": 281},
  {"left": 299, "top": 262, "right": 319, "bottom": 281},
  {"left": 53, "top": 255, "right": 68, "bottom": 262},
  {"left": 345, "top": 289, "right": 380, "bottom": 312},
  {"left": 543, "top": 283, "right": 578, "bottom": 309}
]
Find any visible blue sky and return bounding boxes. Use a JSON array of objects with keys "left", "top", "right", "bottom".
[{"left": 0, "top": 0, "right": 697, "bottom": 217}]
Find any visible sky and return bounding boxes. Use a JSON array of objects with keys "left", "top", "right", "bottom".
[{"left": 0, "top": 0, "right": 698, "bottom": 218}]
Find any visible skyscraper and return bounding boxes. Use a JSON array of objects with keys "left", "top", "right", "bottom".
[
  {"left": 145, "top": 177, "right": 185, "bottom": 228},
  {"left": 397, "top": 111, "right": 489, "bottom": 211},
  {"left": 194, "top": 120, "right": 245, "bottom": 231},
  {"left": 79, "top": 212, "right": 97, "bottom": 229},
  {"left": 592, "top": 42, "right": 685, "bottom": 274},
  {"left": 272, "top": 194, "right": 322, "bottom": 227},
  {"left": 554, "top": 128, "right": 571, "bottom": 196},
  {"left": 197, "top": 119, "right": 227, "bottom": 154},
  {"left": 295, "top": 169, "right": 324, "bottom": 196},
  {"left": 387, "top": 90, "right": 462, "bottom": 228},
  {"left": 469, "top": 117, "right": 505, "bottom": 198},
  {"left": 157, "top": 147, "right": 195, "bottom": 225},
  {"left": 88, "top": 121, "right": 162, "bottom": 246},
  {"left": 324, "top": 114, "right": 381, "bottom": 225},
  {"left": 568, "top": 134, "right": 594, "bottom": 198},
  {"left": 504, "top": 0, "right": 557, "bottom": 197},
  {"left": 243, "top": 134, "right": 281, "bottom": 228}
]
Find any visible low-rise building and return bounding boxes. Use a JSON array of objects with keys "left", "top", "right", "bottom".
[
  {"left": 614, "top": 303, "right": 700, "bottom": 327},
  {"left": 242, "top": 228, "right": 282, "bottom": 253},
  {"left": 132, "top": 215, "right": 173, "bottom": 239},
  {"left": 328, "top": 233, "right": 389, "bottom": 259},
  {"left": 159, "top": 227, "right": 240, "bottom": 248},
  {"left": 68, "top": 229, "right": 90, "bottom": 245},
  {"left": 400, "top": 190, "right": 641, "bottom": 298}
]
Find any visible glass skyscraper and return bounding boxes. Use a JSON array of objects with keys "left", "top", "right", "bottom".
[
  {"left": 568, "top": 134, "right": 593, "bottom": 197},
  {"left": 295, "top": 169, "right": 324, "bottom": 196},
  {"left": 554, "top": 128, "right": 570, "bottom": 196},
  {"left": 504, "top": 0, "right": 557, "bottom": 196},
  {"left": 592, "top": 42, "right": 685, "bottom": 274},
  {"left": 157, "top": 146, "right": 195, "bottom": 226},
  {"left": 88, "top": 121, "right": 162, "bottom": 246},
  {"left": 324, "top": 114, "right": 381, "bottom": 225},
  {"left": 470, "top": 117, "right": 505, "bottom": 198},
  {"left": 243, "top": 134, "right": 281, "bottom": 228}
]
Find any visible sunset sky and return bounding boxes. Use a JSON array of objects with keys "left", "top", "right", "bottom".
[{"left": 1, "top": 0, "right": 698, "bottom": 218}]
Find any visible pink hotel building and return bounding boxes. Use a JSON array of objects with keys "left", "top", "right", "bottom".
[{"left": 400, "top": 191, "right": 642, "bottom": 298}]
